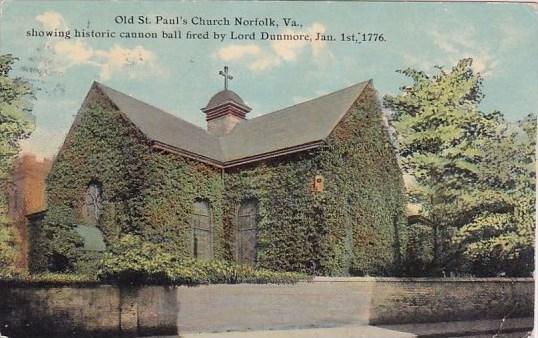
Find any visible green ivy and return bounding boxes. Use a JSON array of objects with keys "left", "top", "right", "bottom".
[
  {"left": 30, "top": 88, "right": 151, "bottom": 272},
  {"left": 142, "top": 151, "right": 225, "bottom": 259},
  {"left": 98, "top": 234, "right": 306, "bottom": 285},
  {"left": 31, "top": 84, "right": 407, "bottom": 276},
  {"left": 223, "top": 86, "right": 407, "bottom": 276}
]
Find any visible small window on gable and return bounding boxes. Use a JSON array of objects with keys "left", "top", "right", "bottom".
[
  {"left": 192, "top": 200, "right": 212, "bottom": 259},
  {"left": 82, "top": 181, "right": 103, "bottom": 225}
]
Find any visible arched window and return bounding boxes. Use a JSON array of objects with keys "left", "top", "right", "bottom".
[
  {"left": 192, "top": 200, "right": 212, "bottom": 259},
  {"left": 237, "top": 199, "right": 259, "bottom": 264},
  {"left": 82, "top": 182, "right": 102, "bottom": 225}
]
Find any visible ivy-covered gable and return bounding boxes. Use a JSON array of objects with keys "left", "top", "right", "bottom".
[
  {"left": 321, "top": 83, "right": 407, "bottom": 275},
  {"left": 30, "top": 85, "right": 152, "bottom": 272},
  {"left": 221, "top": 83, "right": 407, "bottom": 276}
]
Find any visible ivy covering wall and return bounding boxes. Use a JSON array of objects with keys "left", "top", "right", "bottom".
[
  {"left": 223, "top": 152, "right": 325, "bottom": 273},
  {"left": 141, "top": 152, "right": 225, "bottom": 259},
  {"left": 29, "top": 88, "right": 151, "bottom": 273},
  {"left": 223, "top": 85, "right": 407, "bottom": 276},
  {"left": 325, "top": 85, "right": 407, "bottom": 275},
  {"left": 30, "top": 84, "right": 406, "bottom": 276}
]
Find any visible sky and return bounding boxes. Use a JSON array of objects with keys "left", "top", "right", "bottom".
[{"left": 1, "top": 1, "right": 537, "bottom": 159}]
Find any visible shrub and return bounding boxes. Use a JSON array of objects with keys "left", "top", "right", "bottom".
[
  {"left": 0, "top": 222, "right": 19, "bottom": 278},
  {"left": 97, "top": 235, "right": 307, "bottom": 285},
  {"left": 0, "top": 272, "right": 97, "bottom": 287}
]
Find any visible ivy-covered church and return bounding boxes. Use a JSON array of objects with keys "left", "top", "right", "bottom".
[{"left": 29, "top": 68, "right": 407, "bottom": 276}]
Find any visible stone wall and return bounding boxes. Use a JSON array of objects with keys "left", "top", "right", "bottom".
[
  {"left": 0, "top": 278, "right": 533, "bottom": 337},
  {"left": 176, "top": 277, "right": 534, "bottom": 333},
  {"left": 316, "top": 277, "right": 534, "bottom": 325},
  {"left": 0, "top": 285, "right": 120, "bottom": 337},
  {"left": 0, "top": 284, "right": 178, "bottom": 338},
  {"left": 364, "top": 277, "right": 534, "bottom": 324}
]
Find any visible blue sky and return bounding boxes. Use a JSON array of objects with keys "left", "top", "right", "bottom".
[{"left": 1, "top": 1, "right": 536, "bottom": 159}]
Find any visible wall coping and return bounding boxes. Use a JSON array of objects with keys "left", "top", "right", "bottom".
[
  {"left": 311, "top": 276, "right": 535, "bottom": 283},
  {"left": 0, "top": 276, "right": 533, "bottom": 288}
]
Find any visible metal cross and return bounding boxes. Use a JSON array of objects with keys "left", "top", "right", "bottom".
[{"left": 219, "top": 66, "right": 233, "bottom": 90}]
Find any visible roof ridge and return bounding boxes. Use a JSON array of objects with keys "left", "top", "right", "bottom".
[
  {"left": 87, "top": 79, "right": 372, "bottom": 166},
  {"left": 94, "top": 81, "right": 212, "bottom": 136},
  {"left": 94, "top": 80, "right": 369, "bottom": 139},
  {"left": 244, "top": 80, "right": 370, "bottom": 123}
]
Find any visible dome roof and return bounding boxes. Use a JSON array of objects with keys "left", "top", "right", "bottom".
[{"left": 205, "top": 90, "right": 247, "bottom": 110}]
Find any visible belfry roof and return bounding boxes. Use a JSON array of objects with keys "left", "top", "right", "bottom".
[
  {"left": 93, "top": 80, "right": 370, "bottom": 167},
  {"left": 205, "top": 89, "right": 248, "bottom": 110}
]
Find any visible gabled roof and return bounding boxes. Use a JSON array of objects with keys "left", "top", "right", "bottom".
[
  {"left": 219, "top": 81, "right": 369, "bottom": 163},
  {"left": 92, "top": 80, "right": 370, "bottom": 167},
  {"left": 95, "top": 83, "right": 224, "bottom": 162}
]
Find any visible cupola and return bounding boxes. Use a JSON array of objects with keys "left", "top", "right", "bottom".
[{"left": 202, "top": 66, "right": 251, "bottom": 136}]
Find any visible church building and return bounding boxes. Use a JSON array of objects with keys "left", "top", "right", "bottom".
[{"left": 29, "top": 68, "right": 407, "bottom": 276}]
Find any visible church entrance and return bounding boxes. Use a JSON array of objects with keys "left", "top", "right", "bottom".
[{"left": 237, "top": 199, "right": 258, "bottom": 264}]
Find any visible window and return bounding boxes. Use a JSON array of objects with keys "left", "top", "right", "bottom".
[
  {"left": 192, "top": 200, "right": 212, "bottom": 259},
  {"left": 237, "top": 199, "right": 258, "bottom": 264},
  {"left": 82, "top": 182, "right": 102, "bottom": 225}
]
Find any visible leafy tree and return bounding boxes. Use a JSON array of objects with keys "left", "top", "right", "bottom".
[
  {"left": 0, "top": 54, "right": 35, "bottom": 277},
  {"left": 405, "top": 222, "right": 434, "bottom": 276},
  {"left": 384, "top": 58, "right": 535, "bottom": 276},
  {"left": 450, "top": 114, "right": 535, "bottom": 276}
]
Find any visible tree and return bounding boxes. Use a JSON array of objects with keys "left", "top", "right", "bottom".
[
  {"left": 0, "top": 54, "right": 35, "bottom": 277},
  {"left": 450, "top": 114, "right": 535, "bottom": 276},
  {"left": 384, "top": 58, "right": 535, "bottom": 276}
]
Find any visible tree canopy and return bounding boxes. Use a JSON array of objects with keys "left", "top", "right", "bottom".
[
  {"left": 0, "top": 54, "right": 35, "bottom": 277},
  {"left": 384, "top": 58, "right": 535, "bottom": 276}
]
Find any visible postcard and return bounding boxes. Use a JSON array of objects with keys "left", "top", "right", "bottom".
[{"left": 0, "top": 1, "right": 536, "bottom": 337}]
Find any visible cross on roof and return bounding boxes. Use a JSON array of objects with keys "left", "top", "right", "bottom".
[{"left": 219, "top": 66, "right": 233, "bottom": 90}]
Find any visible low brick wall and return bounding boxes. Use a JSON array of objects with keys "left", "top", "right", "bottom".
[
  {"left": 362, "top": 277, "right": 534, "bottom": 324},
  {"left": 175, "top": 277, "right": 534, "bottom": 333},
  {"left": 0, "top": 284, "right": 178, "bottom": 337},
  {"left": 0, "top": 285, "right": 120, "bottom": 337},
  {"left": 0, "top": 278, "right": 533, "bottom": 337}
]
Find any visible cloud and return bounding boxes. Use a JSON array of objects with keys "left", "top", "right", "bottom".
[
  {"left": 95, "top": 45, "right": 160, "bottom": 80},
  {"left": 402, "top": 27, "right": 504, "bottom": 77},
  {"left": 34, "top": 11, "right": 163, "bottom": 81},
  {"left": 214, "top": 22, "right": 330, "bottom": 72},
  {"left": 401, "top": 53, "right": 434, "bottom": 73},
  {"left": 36, "top": 11, "right": 67, "bottom": 30},
  {"left": 270, "top": 23, "right": 327, "bottom": 62},
  {"left": 426, "top": 28, "right": 499, "bottom": 77},
  {"left": 52, "top": 40, "right": 93, "bottom": 66},
  {"left": 469, "top": 51, "right": 499, "bottom": 75},
  {"left": 215, "top": 44, "right": 279, "bottom": 72},
  {"left": 249, "top": 54, "right": 281, "bottom": 72},
  {"left": 402, "top": 27, "right": 502, "bottom": 78},
  {"left": 216, "top": 45, "right": 261, "bottom": 61}
]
